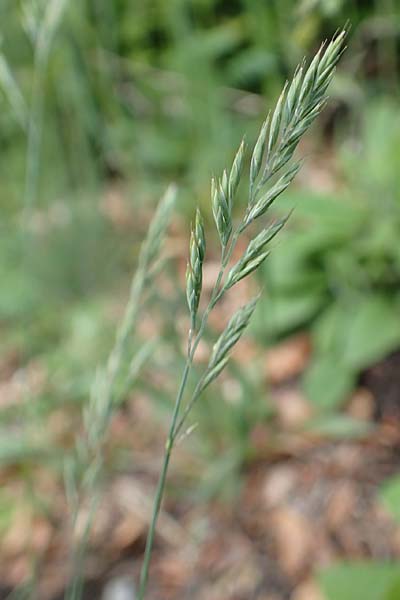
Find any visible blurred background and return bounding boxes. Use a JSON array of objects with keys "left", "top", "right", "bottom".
[{"left": 1, "top": 1, "right": 400, "bottom": 599}]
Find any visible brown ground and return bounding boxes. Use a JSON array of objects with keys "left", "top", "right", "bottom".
[{"left": 1, "top": 344, "right": 398, "bottom": 600}]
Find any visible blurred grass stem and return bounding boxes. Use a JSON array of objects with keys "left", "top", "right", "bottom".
[
  {"left": 23, "top": 0, "right": 68, "bottom": 225},
  {"left": 65, "top": 187, "right": 176, "bottom": 599}
]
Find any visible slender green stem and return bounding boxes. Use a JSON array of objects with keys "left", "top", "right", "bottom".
[
  {"left": 24, "top": 0, "right": 69, "bottom": 226},
  {"left": 172, "top": 374, "right": 205, "bottom": 441},
  {"left": 138, "top": 225, "right": 246, "bottom": 598},
  {"left": 137, "top": 357, "right": 191, "bottom": 599},
  {"left": 138, "top": 244, "right": 226, "bottom": 597}
]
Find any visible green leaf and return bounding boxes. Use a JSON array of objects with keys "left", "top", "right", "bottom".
[
  {"left": 318, "top": 562, "right": 400, "bottom": 600},
  {"left": 380, "top": 475, "right": 400, "bottom": 525},
  {"left": 254, "top": 290, "right": 326, "bottom": 337},
  {"left": 264, "top": 229, "right": 343, "bottom": 291},
  {"left": 227, "top": 48, "right": 277, "bottom": 85},
  {"left": 343, "top": 295, "right": 400, "bottom": 370},
  {"left": 303, "top": 354, "right": 355, "bottom": 410},
  {"left": 275, "top": 190, "right": 364, "bottom": 231},
  {"left": 312, "top": 303, "right": 349, "bottom": 355}
]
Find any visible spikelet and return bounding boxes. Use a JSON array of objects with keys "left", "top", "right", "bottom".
[
  {"left": 229, "top": 138, "right": 245, "bottom": 202},
  {"left": 225, "top": 218, "right": 287, "bottom": 288},
  {"left": 186, "top": 208, "right": 206, "bottom": 318},
  {"left": 200, "top": 297, "right": 259, "bottom": 392},
  {"left": 212, "top": 176, "right": 232, "bottom": 247}
]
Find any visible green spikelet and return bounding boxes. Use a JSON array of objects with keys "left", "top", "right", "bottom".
[{"left": 186, "top": 208, "right": 206, "bottom": 318}]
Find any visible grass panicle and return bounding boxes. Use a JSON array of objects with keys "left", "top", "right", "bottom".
[{"left": 138, "top": 28, "right": 346, "bottom": 600}]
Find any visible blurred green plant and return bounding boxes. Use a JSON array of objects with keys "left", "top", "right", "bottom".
[
  {"left": 2, "top": 0, "right": 394, "bottom": 211},
  {"left": 64, "top": 186, "right": 176, "bottom": 599}
]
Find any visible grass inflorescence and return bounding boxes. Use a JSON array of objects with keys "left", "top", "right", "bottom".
[{"left": 138, "top": 28, "right": 346, "bottom": 599}]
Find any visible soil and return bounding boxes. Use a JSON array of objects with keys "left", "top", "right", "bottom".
[{"left": 1, "top": 347, "right": 400, "bottom": 600}]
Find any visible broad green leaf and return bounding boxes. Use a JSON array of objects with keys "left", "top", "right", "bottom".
[
  {"left": 179, "top": 23, "right": 241, "bottom": 61},
  {"left": 303, "top": 354, "right": 355, "bottom": 410},
  {"left": 343, "top": 295, "right": 400, "bottom": 370},
  {"left": 276, "top": 190, "right": 364, "bottom": 231},
  {"left": 254, "top": 290, "right": 326, "bottom": 337},
  {"left": 312, "top": 303, "right": 350, "bottom": 355},
  {"left": 356, "top": 220, "right": 400, "bottom": 257},
  {"left": 265, "top": 230, "right": 348, "bottom": 291},
  {"left": 227, "top": 48, "right": 277, "bottom": 85},
  {"left": 342, "top": 100, "right": 400, "bottom": 192},
  {"left": 318, "top": 562, "right": 400, "bottom": 600}
]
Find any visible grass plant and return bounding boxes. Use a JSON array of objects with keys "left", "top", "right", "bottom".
[
  {"left": 138, "top": 29, "right": 346, "bottom": 599},
  {"left": 65, "top": 186, "right": 176, "bottom": 599}
]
